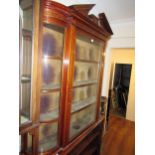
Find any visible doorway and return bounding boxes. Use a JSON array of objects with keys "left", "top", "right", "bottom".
[{"left": 109, "top": 63, "right": 132, "bottom": 118}]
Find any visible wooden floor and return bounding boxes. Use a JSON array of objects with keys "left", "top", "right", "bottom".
[{"left": 101, "top": 115, "right": 135, "bottom": 155}]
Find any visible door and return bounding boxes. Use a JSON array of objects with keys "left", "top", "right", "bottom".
[
  {"left": 69, "top": 33, "right": 104, "bottom": 139},
  {"left": 38, "top": 23, "right": 66, "bottom": 153}
]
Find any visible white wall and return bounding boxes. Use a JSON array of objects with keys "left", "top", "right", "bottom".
[{"left": 102, "top": 19, "right": 135, "bottom": 121}]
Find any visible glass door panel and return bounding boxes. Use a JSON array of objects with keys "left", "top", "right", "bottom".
[
  {"left": 76, "top": 34, "right": 101, "bottom": 62},
  {"left": 42, "top": 59, "right": 62, "bottom": 90},
  {"left": 74, "top": 62, "right": 99, "bottom": 86},
  {"left": 40, "top": 91, "right": 60, "bottom": 121},
  {"left": 71, "top": 85, "right": 97, "bottom": 113},
  {"left": 43, "top": 24, "right": 64, "bottom": 57},
  {"left": 19, "top": 0, "right": 33, "bottom": 124},
  {"left": 70, "top": 104, "right": 96, "bottom": 138},
  {"left": 38, "top": 122, "right": 58, "bottom": 152},
  {"left": 39, "top": 23, "right": 64, "bottom": 152},
  {"left": 69, "top": 33, "right": 103, "bottom": 139}
]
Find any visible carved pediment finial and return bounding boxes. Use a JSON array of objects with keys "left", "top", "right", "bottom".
[
  {"left": 69, "top": 4, "right": 113, "bottom": 35},
  {"left": 98, "top": 13, "right": 113, "bottom": 34}
]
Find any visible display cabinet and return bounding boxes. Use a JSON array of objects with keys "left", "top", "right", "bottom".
[{"left": 19, "top": 0, "right": 112, "bottom": 155}]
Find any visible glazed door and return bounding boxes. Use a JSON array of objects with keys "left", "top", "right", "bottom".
[
  {"left": 69, "top": 33, "right": 104, "bottom": 139},
  {"left": 19, "top": 0, "right": 34, "bottom": 125},
  {"left": 38, "top": 23, "right": 65, "bottom": 153}
]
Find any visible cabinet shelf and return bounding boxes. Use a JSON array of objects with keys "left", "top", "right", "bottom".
[
  {"left": 41, "top": 84, "right": 61, "bottom": 93},
  {"left": 21, "top": 75, "right": 31, "bottom": 83},
  {"left": 40, "top": 118, "right": 58, "bottom": 123},
  {"left": 71, "top": 96, "right": 96, "bottom": 113},
  {"left": 22, "top": 29, "right": 32, "bottom": 37},
  {"left": 42, "top": 55, "right": 62, "bottom": 60},
  {"left": 75, "top": 59, "right": 99, "bottom": 64},
  {"left": 73, "top": 80, "right": 97, "bottom": 88},
  {"left": 40, "top": 109, "right": 59, "bottom": 123},
  {"left": 21, "top": 115, "right": 29, "bottom": 124}
]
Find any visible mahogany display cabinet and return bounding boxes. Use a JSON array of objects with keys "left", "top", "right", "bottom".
[{"left": 19, "top": 0, "right": 113, "bottom": 155}]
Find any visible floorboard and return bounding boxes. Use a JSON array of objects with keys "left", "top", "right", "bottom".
[{"left": 101, "top": 115, "right": 135, "bottom": 155}]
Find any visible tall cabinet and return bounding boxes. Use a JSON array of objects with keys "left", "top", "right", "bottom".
[{"left": 19, "top": 0, "right": 113, "bottom": 155}]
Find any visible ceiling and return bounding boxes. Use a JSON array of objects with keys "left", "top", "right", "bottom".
[{"left": 54, "top": 0, "right": 135, "bottom": 23}]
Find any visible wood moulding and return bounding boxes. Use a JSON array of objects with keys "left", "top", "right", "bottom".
[
  {"left": 69, "top": 4, "right": 95, "bottom": 17},
  {"left": 69, "top": 4, "right": 113, "bottom": 35}
]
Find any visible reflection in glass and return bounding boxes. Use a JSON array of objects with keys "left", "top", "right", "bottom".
[
  {"left": 42, "top": 59, "right": 61, "bottom": 90},
  {"left": 40, "top": 92, "right": 60, "bottom": 121},
  {"left": 38, "top": 122, "right": 58, "bottom": 152},
  {"left": 70, "top": 104, "right": 96, "bottom": 138},
  {"left": 43, "top": 24, "right": 64, "bottom": 57},
  {"left": 19, "top": 0, "right": 33, "bottom": 124}
]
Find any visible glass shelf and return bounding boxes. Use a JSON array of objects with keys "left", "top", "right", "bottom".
[
  {"left": 75, "top": 58, "right": 99, "bottom": 64},
  {"left": 42, "top": 55, "right": 62, "bottom": 60},
  {"left": 73, "top": 80, "right": 97, "bottom": 87},
  {"left": 22, "top": 29, "right": 32, "bottom": 37},
  {"left": 42, "top": 84, "right": 61, "bottom": 91},
  {"left": 40, "top": 112, "right": 58, "bottom": 122},
  {"left": 21, "top": 75, "right": 31, "bottom": 83},
  {"left": 71, "top": 96, "right": 96, "bottom": 113},
  {"left": 71, "top": 84, "right": 97, "bottom": 113},
  {"left": 21, "top": 115, "right": 29, "bottom": 124}
]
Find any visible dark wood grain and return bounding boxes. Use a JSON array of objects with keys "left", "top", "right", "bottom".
[
  {"left": 101, "top": 115, "right": 135, "bottom": 155},
  {"left": 60, "top": 24, "right": 76, "bottom": 146}
]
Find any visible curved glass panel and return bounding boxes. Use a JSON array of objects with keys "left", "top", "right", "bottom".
[
  {"left": 39, "top": 23, "right": 65, "bottom": 152},
  {"left": 40, "top": 91, "right": 60, "bottom": 121},
  {"left": 38, "top": 122, "right": 58, "bottom": 152}
]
